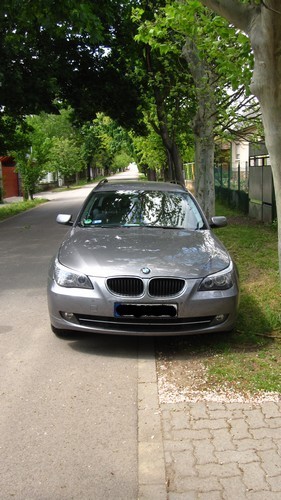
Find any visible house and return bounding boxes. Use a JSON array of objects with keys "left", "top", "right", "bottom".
[{"left": 231, "top": 138, "right": 249, "bottom": 179}]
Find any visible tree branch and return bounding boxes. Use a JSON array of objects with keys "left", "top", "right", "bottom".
[{"left": 198, "top": 0, "right": 257, "bottom": 34}]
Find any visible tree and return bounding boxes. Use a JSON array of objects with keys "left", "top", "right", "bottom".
[
  {"left": 133, "top": 4, "right": 196, "bottom": 185},
  {"left": 196, "top": 0, "right": 281, "bottom": 276},
  {"left": 10, "top": 107, "right": 87, "bottom": 197},
  {"left": 81, "top": 113, "right": 134, "bottom": 177},
  {"left": 136, "top": 1, "right": 255, "bottom": 217},
  {"left": 11, "top": 124, "right": 45, "bottom": 200},
  {"left": 14, "top": 152, "right": 45, "bottom": 200},
  {"left": 0, "top": 0, "right": 142, "bottom": 145},
  {"left": 132, "top": 126, "right": 167, "bottom": 179},
  {"left": 47, "top": 138, "right": 86, "bottom": 187}
]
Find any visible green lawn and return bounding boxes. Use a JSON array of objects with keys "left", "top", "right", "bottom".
[
  {"left": 205, "top": 202, "right": 281, "bottom": 393},
  {"left": 157, "top": 202, "right": 281, "bottom": 395}
]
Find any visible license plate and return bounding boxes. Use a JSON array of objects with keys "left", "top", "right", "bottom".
[{"left": 114, "top": 303, "right": 177, "bottom": 318}]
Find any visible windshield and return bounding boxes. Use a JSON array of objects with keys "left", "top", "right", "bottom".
[{"left": 78, "top": 190, "right": 205, "bottom": 230}]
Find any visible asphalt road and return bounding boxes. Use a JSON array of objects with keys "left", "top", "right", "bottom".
[{"left": 0, "top": 183, "right": 139, "bottom": 499}]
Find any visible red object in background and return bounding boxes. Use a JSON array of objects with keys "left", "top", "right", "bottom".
[{"left": 0, "top": 156, "right": 21, "bottom": 198}]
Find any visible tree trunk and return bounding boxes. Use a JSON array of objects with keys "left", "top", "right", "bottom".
[
  {"left": 145, "top": 45, "right": 185, "bottom": 185},
  {"left": 182, "top": 37, "right": 217, "bottom": 219},
  {"left": 147, "top": 168, "right": 157, "bottom": 181},
  {"left": 258, "top": 105, "right": 281, "bottom": 277},
  {"left": 155, "top": 101, "right": 185, "bottom": 185},
  {"left": 199, "top": 0, "right": 281, "bottom": 274},
  {"left": 194, "top": 133, "right": 215, "bottom": 220}
]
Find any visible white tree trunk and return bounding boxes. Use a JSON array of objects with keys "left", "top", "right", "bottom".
[
  {"left": 182, "top": 38, "right": 217, "bottom": 219},
  {"left": 199, "top": 0, "right": 281, "bottom": 275},
  {"left": 194, "top": 134, "right": 215, "bottom": 219}
]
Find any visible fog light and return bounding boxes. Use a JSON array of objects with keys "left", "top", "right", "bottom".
[
  {"left": 214, "top": 314, "right": 227, "bottom": 324},
  {"left": 61, "top": 312, "right": 75, "bottom": 321}
]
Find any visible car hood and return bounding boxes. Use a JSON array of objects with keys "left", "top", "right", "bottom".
[{"left": 58, "top": 226, "right": 230, "bottom": 279}]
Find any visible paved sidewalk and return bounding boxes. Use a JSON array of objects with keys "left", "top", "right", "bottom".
[
  {"left": 137, "top": 339, "right": 281, "bottom": 499},
  {"left": 161, "top": 400, "right": 281, "bottom": 499}
]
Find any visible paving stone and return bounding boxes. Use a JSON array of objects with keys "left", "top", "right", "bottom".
[
  {"left": 193, "top": 439, "right": 216, "bottom": 465},
  {"left": 211, "top": 428, "right": 236, "bottom": 451},
  {"left": 198, "top": 492, "right": 222, "bottom": 500},
  {"left": 261, "top": 402, "right": 281, "bottom": 419},
  {"left": 192, "top": 418, "right": 229, "bottom": 430},
  {"left": 245, "top": 492, "right": 281, "bottom": 500},
  {"left": 258, "top": 449, "right": 281, "bottom": 476},
  {"left": 275, "top": 438, "right": 281, "bottom": 456},
  {"left": 138, "top": 381, "right": 159, "bottom": 410},
  {"left": 189, "top": 402, "right": 209, "bottom": 419},
  {"left": 138, "top": 483, "right": 167, "bottom": 499},
  {"left": 172, "top": 428, "right": 211, "bottom": 441},
  {"left": 251, "top": 427, "right": 281, "bottom": 440},
  {"left": 162, "top": 418, "right": 173, "bottom": 435},
  {"left": 168, "top": 492, "right": 197, "bottom": 499},
  {"left": 171, "top": 412, "right": 192, "bottom": 430},
  {"left": 164, "top": 450, "right": 174, "bottom": 466},
  {"left": 163, "top": 439, "right": 194, "bottom": 453},
  {"left": 244, "top": 408, "right": 266, "bottom": 428},
  {"left": 233, "top": 437, "right": 276, "bottom": 452},
  {"left": 219, "top": 475, "right": 247, "bottom": 500},
  {"left": 240, "top": 462, "right": 269, "bottom": 491},
  {"left": 264, "top": 417, "right": 281, "bottom": 429},
  {"left": 266, "top": 474, "right": 281, "bottom": 491},
  {"left": 139, "top": 442, "right": 166, "bottom": 485},
  {"left": 169, "top": 450, "right": 196, "bottom": 477},
  {"left": 215, "top": 449, "right": 259, "bottom": 464},
  {"left": 139, "top": 408, "right": 163, "bottom": 441},
  {"left": 195, "top": 462, "right": 240, "bottom": 478},
  {"left": 207, "top": 408, "right": 243, "bottom": 420},
  {"left": 228, "top": 418, "right": 251, "bottom": 440},
  {"left": 173, "top": 475, "right": 223, "bottom": 493}
]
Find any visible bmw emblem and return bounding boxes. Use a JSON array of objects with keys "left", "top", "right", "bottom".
[{"left": 141, "top": 267, "right": 151, "bottom": 275}]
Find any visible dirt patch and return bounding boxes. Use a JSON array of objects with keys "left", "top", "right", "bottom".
[{"left": 156, "top": 342, "right": 281, "bottom": 404}]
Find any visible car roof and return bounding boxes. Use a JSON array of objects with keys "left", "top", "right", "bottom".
[{"left": 94, "top": 179, "right": 188, "bottom": 193}]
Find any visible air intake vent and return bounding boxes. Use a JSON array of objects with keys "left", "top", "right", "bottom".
[
  {"left": 149, "top": 278, "right": 185, "bottom": 297},
  {"left": 107, "top": 277, "right": 144, "bottom": 296}
]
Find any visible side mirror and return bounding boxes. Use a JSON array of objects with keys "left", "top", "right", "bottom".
[
  {"left": 209, "top": 216, "right": 227, "bottom": 228},
  {"left": 56, "top": 214, "right": 73, "bottom": 226}
]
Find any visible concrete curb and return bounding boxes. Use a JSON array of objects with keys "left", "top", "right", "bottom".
[{"left": 138, "top": 338, "right": 167, "bottom": 499}]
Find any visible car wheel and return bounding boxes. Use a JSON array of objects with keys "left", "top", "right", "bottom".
[{"left": 51, "top": 324, "right": 73, "bottom": 338}]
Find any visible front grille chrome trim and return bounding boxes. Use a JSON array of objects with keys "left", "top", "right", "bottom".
[{"left": 106, "top": 276, "right": 186, "bottom": 298}]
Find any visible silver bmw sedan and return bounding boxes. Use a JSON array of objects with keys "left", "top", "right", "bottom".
[{"left": 47, "top": 179, "right": 239, "bottom": 336}]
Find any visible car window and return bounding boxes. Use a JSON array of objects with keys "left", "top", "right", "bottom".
[{"left": 79, "top": 190, "right": 205, "bottom": 230}]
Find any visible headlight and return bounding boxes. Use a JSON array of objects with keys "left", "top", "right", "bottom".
[
  {"left": 199, "top": 264, "right": 234, "bottom": 291},
  {"left": 54, "top": 260, "right": 93, "bottom": 289}
]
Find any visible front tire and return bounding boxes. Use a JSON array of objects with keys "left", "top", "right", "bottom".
[{"left": 51, "top": 324, "right": 74, "bottom": 338}]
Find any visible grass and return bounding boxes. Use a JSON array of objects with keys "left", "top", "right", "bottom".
[
  {"left": 0, "top": 198, "right": 46, "bottom": 221},
  {"left": 204, "top": 202, "right": 281, "bottom": 393},
  {"left": 157, "top": 201, "right": 281, "bottom": 395}
]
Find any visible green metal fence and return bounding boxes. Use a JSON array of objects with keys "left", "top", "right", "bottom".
[{"left": 215, "top": 163, "right": 249, "bottom": 214}]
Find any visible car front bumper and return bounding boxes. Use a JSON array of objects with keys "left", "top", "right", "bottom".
[{"left": 47, "top": 275, "right": 239, "bottom": 336}]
